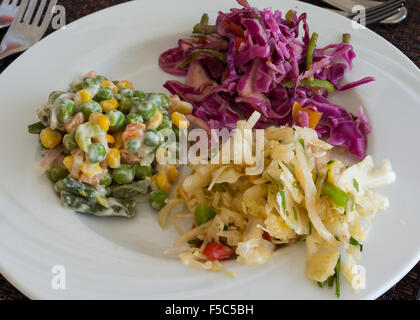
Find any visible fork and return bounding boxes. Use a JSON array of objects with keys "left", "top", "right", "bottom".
[
  {"left": 344, "top": 0, "right": 406, "bottom": 25},
  {"left": 0, "top": 0, "right": 21, "bottom": 29},
  {"left": 0, "top": 0, "right": 57, "bottom": 60}
]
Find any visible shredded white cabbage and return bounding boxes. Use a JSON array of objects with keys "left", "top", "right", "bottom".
[{"left": 158, "top": 113, "right": 395, "bottom": 294}]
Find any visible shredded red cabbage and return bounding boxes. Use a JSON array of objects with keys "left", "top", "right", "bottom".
[{"left": 158, "top": 4, "right": 375, "bottom": 159}]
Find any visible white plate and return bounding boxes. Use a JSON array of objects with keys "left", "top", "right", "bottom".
[{"left": 0, "top": 0, "right": 419, "bottom": 300}]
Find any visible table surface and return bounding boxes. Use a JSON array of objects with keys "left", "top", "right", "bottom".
[{"left": 0, "top": 0, "right": 419, "bottom": 300}]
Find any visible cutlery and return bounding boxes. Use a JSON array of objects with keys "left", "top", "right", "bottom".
[
  {"left": 0, "top": 0, "right": 21, "bottom": 29},
  {"left": 322, "top": 0, "right": 407, "bottom": 25},
  {"left": 0, "top": 0, "right": 57, "bottom": 61}
]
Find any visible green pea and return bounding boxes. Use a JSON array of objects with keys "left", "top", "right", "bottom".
[
  {"left": 28, "top": 121, "right": 46, "bottom": 134},
  {"left": 143, "top": 130, "right": 161, "bottom": 147},
  {"left": 80, "top": 101, "right": 102, "bottom": 119},
  {"left": 48, "top": 91, "right": 65, "bottom": 104},
  {"left": 119, "top": 97, "right": 132, "bottom": 113},
  {"left": 145, "top": 92, "right": 170, "bottom": 109},
  {"left": 107, "top": 110, "right": 126, "bottom": 131},
  {"left": 125, "top": 138, "right": 142, "bottom": 153},
  {"left": 95, "top": 75, "right": 108, "bottom": 84},
  {"left": 149, "top": 190, "right": 167, "bottom": 210},
  {"left": 39, "top": 108, "right": 51, "bottom": 126},
  {"left": 135, "top": 100, "right": 157, "bottom": 121},
  {"left": 86, "top": 143, "right": 106, "bottom": 164},
  {"left": 100, "top": 173, "right": 112, "bottom": 187},
  {"left": 62, "top": 133, "right": 77, "bottom": 154},
  {"left": 126, "top": 114, "right": 143, "bottom": 124},
  {"left": 96, "top": 87, "right": 114, "bottom": 102},
  {"left": 47, "top": 166, "right": 69, "bottom": 183},
  {"left": 57, "top": 98, "right": 76, "bottom": 123},
  {"left": 134, "top": 164, "right": 152, "bottom": 180},
  {"left": 118, "top": 87, "right": 133, "bottom": 99},
  {"left": 157, "top": 115, "right": 172, "bottom": 130},
  {"left": 133, "top": 90, "right": 145, "bottom": 99},
  {"left": 82, "top": 77, "right": 100, "bottom": 90},
  {"left": 112, "top": 164, "right": 134, "bottom": 185},
  {"left": 194, "top": 203, "right": 217, "bottom": 226}
]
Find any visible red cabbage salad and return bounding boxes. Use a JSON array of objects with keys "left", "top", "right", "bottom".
[{"left": 159, "top": 1, "right": 375, "bottom": 159}]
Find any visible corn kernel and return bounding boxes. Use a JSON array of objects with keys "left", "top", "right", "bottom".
[
  {"left": 100, "top": 98, "right": 119, "bottom": 112},
  {"left": 63, "top": 155, "right": 74, "bottom": 172},
  {"left": 112, "top": 131, "right": 124, "bottom": 149},
  {"left": 40, "top": 128, "right": 62, "bottom": 149},
  {"left": 89, "top": 112, "right": 110, "bottom": 132},
  {"left": 171, "top": 112, "right": 189, "bottom": 130},
  {"left": 117, "top": 80, "right": 134, "bottom": 90},
  {"left": 176, "top": 101, "right": 193, "bottom": 115},
  {"left": 167, "top": 165, "right": 180, "bottom": 182},
  {"left": 100, "top": 80, "right": 118, "bottom": 95},
  {"left": 76, "top": 89, "right": 92, "bottom": 105},
  {"left": 156, "top": 172, "right": 171, "bottom": 193},
  {"left": 106, "top": 134, "right": 115, "bottom": 144},
  {"left": 106, "top": 148, "right": 120, "bottom": 169},
  {"left": 146, "top": 109, "right": 163, "bottom": 130},
  {"left": 80, "top": 161, "right": 103, "bottom": 179}
]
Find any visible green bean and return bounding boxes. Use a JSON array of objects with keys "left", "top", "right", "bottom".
[
  {"left": 134, "top": 164, "right": 152, "bottom": 180},
  {"left": 82, "top": 77, "right": 100, "bottom": 90},
  {"left": 62, "top": 132, "right": 77, "bottom": 154},
  {"left": 80, "top": 101, "right": 102, "bottom": 119},
  {"left": 28, "top": 121, "right": 46, "bottom": 134},
  {"left": 96, "top": 87, "right": 114, "bottom": 102},
  {"left": 335, "top": 255, "right": 341, "bottom": 298},
  {"left": 107, "top": 178, "right": 150, "bottom": 199},
  {"left": 125, "top": 138, "right": 142, "bottom": 153},
  {"left": 180, "top": 49, "right": 226, "bottom": 69},
  {"left": 107, "top": 110, "right": 125, "bottom": 132},
  {"left": 55, "top": 177, "right": 108, "bottom": 207},
  {"left": 126, "top": 114, "right": 144, "bottom": 124},
  {"left": 60, "top": 190, "right": 136, "bottom": 218},
  {"left": 48, "top": 91, "right": 65, "bottom": 104},
  {"left": 149, "top": 190, "right": 167, "bottom": 210},
  {"left": 86, "top": 143, "right": 106, "bottom": 164},
  {"left": 282, "top": 78, "right": 335, "bottom": 93},
  {"left": 194, "top": 203, "right": 217, "bottom": 226},
  {"left": 47, "top": 166, "right": 69, "bottom": 183},
  {"left": 112, "top": 164, "right": 135, "bottom": 185},
  {"left": 192, "top": 13, "right": 217, "bottom": 34},
  {"left": 306, "top": 32, "right": 318, "bottom": 80},
  {"left": 285, "top": 9, "right": 294, "bottom": 21}
]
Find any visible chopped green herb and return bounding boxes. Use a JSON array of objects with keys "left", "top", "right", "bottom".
[
  {"left": 278, "top": 190, "right": 286, "bottom": 211},
  {"left": 327, "top": 160, "right": 335, "bottom": 165},
  {"left": 349, "top": 236, "right": 363, "bottom": 252},
  {"left": 353, "top": 178, "right": 360, "bottom": 192},
  {"left": 187, "top": 239, "right": 202, "bottom": 245},
  {"left": 335, "top": 255, "right": 341, "bottom": 298},
  {"left": 309, "top": 222, "right": 312, "bottom": 235},
  {"left": 292, "top": 180, "right": 302, "bottom": 190},
  {"left": 223, "top": 225, "right": 228, "bottom": 231},
  {"left": 322, "top": 181, "right": 350, "bottom": 207},
  {"left": 293, "top": 207, "right": 298, "bottom": 221},
  {"left": 327, "top": 275, "right": 335, "bottom": 287},
  {"left": 268, "top": 173, "right": 283, "bottom": 189},
  {"left": 318, "top": 281, "right": 326, "bottom": 288},
  {"left": 299, "top": 139, "right": 305, "bottom": 150}
]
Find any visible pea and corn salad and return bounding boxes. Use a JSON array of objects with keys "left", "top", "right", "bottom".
[{"left": 28, "top": 71, "right": 192, "bottom": 217}]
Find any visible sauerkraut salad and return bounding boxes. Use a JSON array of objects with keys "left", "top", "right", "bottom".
[{"left": 158, "top": 111, "right": 396, "bottom": 297}]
